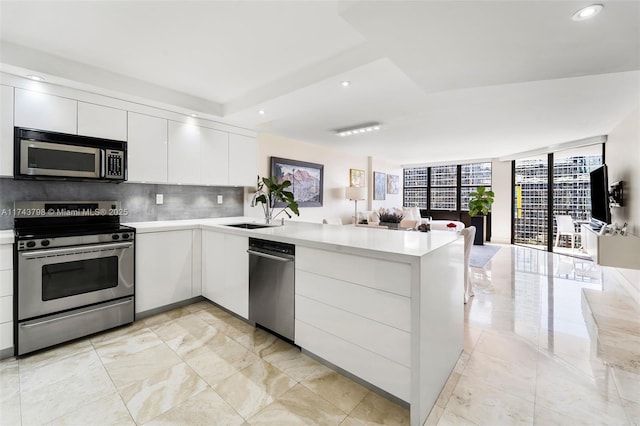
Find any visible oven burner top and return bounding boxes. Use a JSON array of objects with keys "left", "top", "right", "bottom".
[{"left": 15, "top": 224, "right": 135, "bottom": 240}]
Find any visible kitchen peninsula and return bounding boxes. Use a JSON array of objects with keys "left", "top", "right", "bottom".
[{"left": 128, "top": 218, "right": 464, "bottom": 426}]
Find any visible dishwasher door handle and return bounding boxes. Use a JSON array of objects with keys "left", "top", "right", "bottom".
[{"left": 247, "top": 249, "right": 294, "bottom": 262}]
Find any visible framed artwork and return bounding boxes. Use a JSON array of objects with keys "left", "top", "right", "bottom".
[
  {"left": 374, "top": 172, "right": 386, "bottom": 200},
  {"left": 271, "top": 157, "right": 324, "bottom": 207},
  {"left": 387, "top": 174, "right": 400, "bottom": 194},
  {"left": 350, "top": 169, "right": 365, "bottom": 187}
]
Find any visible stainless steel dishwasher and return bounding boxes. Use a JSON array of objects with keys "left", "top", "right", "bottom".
[{"left": 248, "top": 238, "right": 295, "bottom": 341}]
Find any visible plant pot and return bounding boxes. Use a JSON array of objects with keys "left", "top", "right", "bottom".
[
  {"left": 380, "top": 222, "right": 400, "bottom": 230},
  {"left": 470, "top": 215, "right": 486, "bottom": 245}
]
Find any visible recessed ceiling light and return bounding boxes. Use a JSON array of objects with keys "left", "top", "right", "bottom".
[
  {"left": 572, "top": 4, "right": 603, "bottom": 21},
  {"left": 341, "top": 81, "right": 350, "bottom": 87},
  {"left": 190, "top": 113, "right": 197, "bottom": 118},
  {"left": 258, "top": 110, "right": 265, "bottom": 115},
  {"left": 26, "top": 75, "right": 44, "bottom": 81}
]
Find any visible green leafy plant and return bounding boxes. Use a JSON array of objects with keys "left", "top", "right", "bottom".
[
  {"left": 468, "top": 186, "right": 495, "bottom": 216},
  {"left": 254, "top": 176, "right": 300, "bottom": 220}
]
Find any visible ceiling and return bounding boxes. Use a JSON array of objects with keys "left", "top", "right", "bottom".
[{"left": 1, "top": 1, "right": 639, "bottom": 165}]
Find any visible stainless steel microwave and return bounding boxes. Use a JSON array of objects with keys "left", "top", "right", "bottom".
[{"left": 14, "top": 127, "right": 127, "bottom": 182}]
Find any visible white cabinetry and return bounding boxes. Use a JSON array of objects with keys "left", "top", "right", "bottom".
[
  {"left": 202, "top": 231, "right": 248, "bottom": 318},
  {"left": 0, "top": 243, "right": 14, "bottom": 355},
  {"left": 14, "top": 88, "right": 77, "bottom": 134},
  {"left": 228, "top": 133, "right": 257, "bottom": 186},
  {"left": 294, "top": 246, "right": 412, "bottom": 401},
  {"left": 135, "top": 230, "right": 194, "bottom": 314},
  {"left": 168, "top": 121, "right": 202, "bottom": 185},
  {"left": 0, "top": 85, "right": 14, "bottom": 176},
  {"left": 581, "top": 225, "right": 640, "bottom": 270},
  {"left": 78, "top": 102, "right": 127, "bottom": 141},
  {"left": 168, "top": 121, "right": 229, "bottom": 186},
  {"left": 201, "top": 127, "right": 229, "bottom": 186},
  {"left": 128, "top": 112, "right": 168, "bottom": 183}
]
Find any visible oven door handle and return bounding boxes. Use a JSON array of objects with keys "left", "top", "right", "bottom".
[
  {"left": 19, "top": 298, "right": 133, "bottom": 328},
  {"left": 20, "top": 241, "right": 134, "bottom": 258}
]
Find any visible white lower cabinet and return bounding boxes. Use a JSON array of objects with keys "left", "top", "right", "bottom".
[
  {"left": 202, "top": 231, "right": 248, "bottom": 318},
  {"left": 294, "top": 246, "right": 412, "bottom": 401},
  {"left": 0, "top": 243, "right": 14, "bottom": 355},
  {"left": 135, "top": 230, "right": 194, "bottom": 314}
]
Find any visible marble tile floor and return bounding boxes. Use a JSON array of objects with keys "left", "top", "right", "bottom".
[{"left": 1, "top": 245, "right": 638, "bottom": 425}]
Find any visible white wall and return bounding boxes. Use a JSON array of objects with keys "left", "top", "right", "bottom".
[
  {"left": 369, "top": 156, "right": 403, "bottom": 211},
  {"left": 246, "top": 132, "right": 392, "bottom": 224},
  {"left": 606, "top": 107, "right": 639, "bottom": 236},
  {"left": 491, "top": 159, "right": 512, "bottom": 244},
  {"left": 603, "top": 107, "right": 640, "bottom": 299}
]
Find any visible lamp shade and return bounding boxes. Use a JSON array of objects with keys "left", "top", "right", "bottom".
[{"left": 346, "top": 186, "right": 366, "bottom": 200}]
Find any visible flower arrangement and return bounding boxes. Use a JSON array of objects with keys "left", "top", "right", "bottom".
[
  {"left": 446, "top": 222, "right": 457, "bottom": 229},
  {"left": 378, "top": 209, "right": 404, "bottom": 224}
]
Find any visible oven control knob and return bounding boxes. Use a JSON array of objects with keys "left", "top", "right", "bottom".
[
  {"left": 41, "top": 240, "right": 50, "bottom": 247},
  {"left": 26, "top": 241, "right": 36, "bottom": 248},
  {"left": 122, "top": 233, "right": 130, "bottom": 240},
  {"left": 112, "top": 234, "right": 120, "bottom": 240}
]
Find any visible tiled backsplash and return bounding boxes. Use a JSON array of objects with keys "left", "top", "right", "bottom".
[{"left": 0, "top": 178, "right": 244, "bottom": 229}]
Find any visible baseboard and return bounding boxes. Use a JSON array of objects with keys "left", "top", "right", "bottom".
[
  {"left": 135, "top": 296, "right": 205, "bottom": 320},
  {"left": 0, "top": 346, "right": 14, "bottom": 360}
]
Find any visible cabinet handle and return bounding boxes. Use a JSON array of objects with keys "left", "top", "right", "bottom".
[{"left": 247, "top": 249, "right": 293, "bottom": 262}]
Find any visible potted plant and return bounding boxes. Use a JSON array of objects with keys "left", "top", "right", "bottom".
[
  {"left": 378, "top": 210, "right": 404, "bottom": 230},
  {"left": 468, "top": 186, "right": 495, "bottom": 245},
  {"left": 251, "top": 176, "right": 300, "bottom": 223}
]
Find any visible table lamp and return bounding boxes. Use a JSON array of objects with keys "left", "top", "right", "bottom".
[{"left": 346, "top": 186, "right": 366, "bottom": 225}]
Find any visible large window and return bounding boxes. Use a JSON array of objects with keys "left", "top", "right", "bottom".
[
  {"left": 403, "top": 167, "right": 428, "bottom": 208},
  {"left": 404, "top": 162, "right": 492, "bottom": 212},
  {"left": 430, "top": 165, "right": 457, "bottom": 210},
  {"left": 461, "top": 162, "right": 492, "bottom": 211}
]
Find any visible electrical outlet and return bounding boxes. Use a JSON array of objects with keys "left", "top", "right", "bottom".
[
  {"left": 156, "top": 194, "right": 163, "bottom": 205},
  {"left": 217, "top": 195, "right": 223, "bottom": 204}
]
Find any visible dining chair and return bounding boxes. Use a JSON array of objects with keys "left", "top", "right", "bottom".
[
  {"left": 555, "top": 215, "right": 580, "bottom": 249},
  {"left": 460, "top": 226, "right": 476, "bottom": 303}
]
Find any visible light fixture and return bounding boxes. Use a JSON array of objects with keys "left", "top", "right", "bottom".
[
  {"left": 258, "top": 110, "right": 265, "bottom": 115},
  {"left": 26, "top": 75, "right": 44, "bottom": 81},
  {"left": 572, "top": 4, "right": 603, "bottom": 21},
  {"left": 341, "top": 81, "right": 350, "bottom": 87},
  {"left": 336, "top": 122, "right": 381, "bottom": 137},
  {"left": 346, "top": 186, "right": 367, "bottom": 225},
  {"left": 190, "top": 113, "right": 198, "bottom": 118}
]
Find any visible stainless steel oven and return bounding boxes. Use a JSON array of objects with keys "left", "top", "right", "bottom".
[{"left": 14, "top": 201, "right": 135, "bottom": 355}]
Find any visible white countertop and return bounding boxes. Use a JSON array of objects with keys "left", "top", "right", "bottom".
[{"left": 126, "top": 217, "right": 461, "bottom": 261}]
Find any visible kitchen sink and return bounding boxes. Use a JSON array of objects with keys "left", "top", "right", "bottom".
[{"left": 223, "top": 223, "right": 273, "bottom": 229}]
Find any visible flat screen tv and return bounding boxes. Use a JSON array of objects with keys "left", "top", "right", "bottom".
[{"left": 589, "top": 165, "right": 611, "bottom": 227}]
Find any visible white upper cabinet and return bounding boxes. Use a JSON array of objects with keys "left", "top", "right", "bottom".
[
  {"left": 168, "top": 120, "right": 232, "bottom": 186},
  {"left": 127, "top": 112, "right": 168, "bottom": 183},
  {"left": 77, "top": 102, "right": 127, "bottom": 141},
  {"left": 228, "top": 133, "right": 257, "bottom": 187},
  {"left": 201, "top": 127, "right": 228, "bottom": 186},
  {"left": 168, "top": 121, "right": 202, "bottom": 185},
  {"left": 14, "top": 88, "right": 77, "bottom": 134},
  {"left": 0, "top": 85, "right": 14, "bottom": 177}
]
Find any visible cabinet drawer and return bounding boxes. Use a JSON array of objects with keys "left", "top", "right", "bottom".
[
  {"left": 0, "top": 321, "right": 12, "bottom": 351},
  {"left": 296, "top": 270, "right": 410, "bottom": 332},
  {"left": 296, "top": 247, "right": 411, "bottom": 297},
  {"left": 0, "top": 270, "right": 12, "bottom": 297},
  {"left": 295, "top": 320, "right": 410, "bottom": 402},
  {"left": 0, "top": 245, "right": 12, "bottom": 270},
  {"left": 0, "top": 295, "right": 12, "bottom": 323},
  {"left": 296, "top": 295, "right": 410, "bottom": 367}
]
